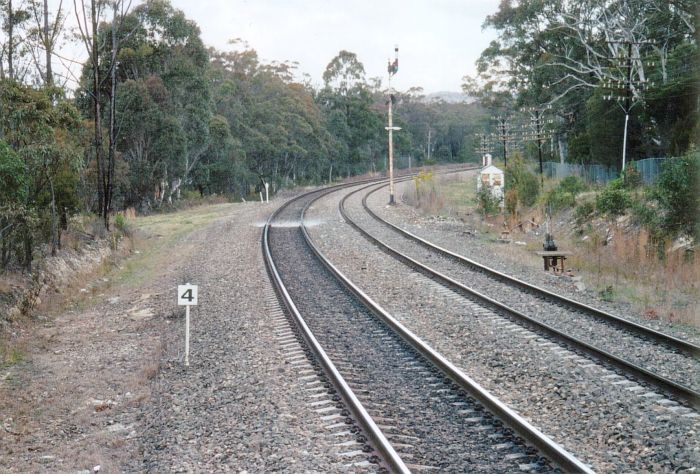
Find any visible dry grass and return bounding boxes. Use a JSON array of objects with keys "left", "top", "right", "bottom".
[
  {"left": 404, "top": 172, "right": 468, "bottom": 216},
  {"left": 114, "top": 203, "right": 235, "bottom": 288},
  {"left": 411, "top": 171, "right": 698, "bottom": 329},
  {"left": 568, "top": 224, "right": 699, "bottom": 326}
]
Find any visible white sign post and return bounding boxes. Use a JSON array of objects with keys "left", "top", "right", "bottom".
[{"left": 177, "top": 283, "right": 198, "bottom": 366}]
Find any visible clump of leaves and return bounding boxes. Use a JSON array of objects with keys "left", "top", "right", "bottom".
[
  {"left": 544, "top": 187, "right": 576, "bottom": 213},
  {"left": 622, "top": 166, "right": 643, "bottom": 189},
  {"left": 558, "top": 176, "right": 588, "bottom": 195},
  {"left": 504, "top": 188, "right": 518, "bottom": 216},
  {"left": 574, "top": 201, "right": 595, "bottom": 226},
  {"left": 115, "top": 213, "right": 132, "bottom": 237},
  {"left": 651, "top": 151, "right": 699, "bottom": 239},
  {"left": 544, "top": 175, "right": 588, "bottom": 213},
  {"left": 505, "top": 153, "right": 540, "bottom": 208},
  {"left": 477, "top": 187, "right": 501, "bottom": 216},
  {"left": 596, "top": 178, "right": 631, "bottom": 217}
]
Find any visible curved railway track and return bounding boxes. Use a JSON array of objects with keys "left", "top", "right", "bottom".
[
  {"left": 263, "top": 180, "right": 593, "bottom": 473},
  {"left": 337, "top": 178, "right": 700, "bottom": 410}
]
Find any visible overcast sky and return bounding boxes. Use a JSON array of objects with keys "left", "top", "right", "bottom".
[{"left": 169, "top": 0, "right": 500, "bottom": 93}]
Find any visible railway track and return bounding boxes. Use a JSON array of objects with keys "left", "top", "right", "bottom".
[
  {"left": 338, "top": 178, "right": 700, "bottom": 410},
  {"left": 263, "top": 182, "right": 593, "bottom": 472}
]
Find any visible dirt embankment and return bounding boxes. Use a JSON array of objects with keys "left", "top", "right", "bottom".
[{"left": 0, "top": 204, "right": 233, "bottom": 472}]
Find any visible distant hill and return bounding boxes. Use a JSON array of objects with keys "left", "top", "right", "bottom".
[{"left": 423, "top": 91, "right": 475, "bottom": 104}]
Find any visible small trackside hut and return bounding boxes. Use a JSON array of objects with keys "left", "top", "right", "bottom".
[{"left": 476, "top": 154, "right": 504, "bottom": 204}]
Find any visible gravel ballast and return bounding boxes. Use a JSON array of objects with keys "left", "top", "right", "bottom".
[
  {"left": 342, "top": 182, "right": 700, "bottom": 393},
  {"left": 138, "top": 199, "right": 368, "bottom": 472},
  {"left": 305, "top": 181, "right": 700, "bottom": 472},
  {"left": 385, "top": 171, "right": 699, "bottom": 346},
  {"left": 269, "top": 190, "right": 555, "bottom": 473}
]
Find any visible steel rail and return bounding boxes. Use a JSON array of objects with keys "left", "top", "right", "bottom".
[
  {"left": 263, "top": 185, "right": 410, "bottom": 474},
  {"left": 302, "top": 192, "right": 596, "bottom": 474},
  {"left": 363, "top": 181, "right": 700, "bottom": 359},
  {"left": 338, "top": 183, "right": 700, "bottom": 410}
]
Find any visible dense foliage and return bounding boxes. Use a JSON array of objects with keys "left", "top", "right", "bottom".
[
  {"left": 1, "top": 0, "right": 697, "bottom": 271},
  {"left": 647, "top": 152, "right": 699, "bottom": 238},
  {"left": 466, "top": 0, "right": 698, "bottom": 168},
  {"left": 0, "top": 0, "right": 486, "bottom": 270}
]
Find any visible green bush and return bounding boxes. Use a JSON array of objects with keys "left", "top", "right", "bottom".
[
  {"left": 651, "top": 152, "right": 699, "bottom": 238},
  {"left": 622, "top": 166, "right": 642, "bottom": 189},
  {"left": 545, "top": 188, "right": 576, "bottom": 213},
  {"left": 607, "top": 177, "right": 625, "bottom": 190},
  {"left": 0, "top": 141, "right": 27, "bottom": 203},
  {"left": 558, "top": 176, "right": 587, "bottom": 195},
  {"left": 504, "top": 189, "right": 518, "bottom": 216},
  {"left": 114, "top": 213, "right": 132, "bottom": 237},
  {"left": 631, "top": 198, "right": 659, "bottom": 230},
  {"left": 574, "top": 201, "right": 595, "bottom": 226},
  {"left": 518, "top": 172, "right": 540, "bottom": 207},
  {"left": 477, "top": 187, "right": 501, "bottom": 216},
  {"left": 543, "top": 176, "right": 588, "bottom": 214},
  {"left": 596, "top": 184, "right": 631, "bottom": 217},
  {"left": 505, "top": 154, "right": 540, "bottom": 208}
]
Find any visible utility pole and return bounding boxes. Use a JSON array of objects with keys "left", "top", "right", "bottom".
[
  {"left": 523, "top": 106, "right": 552, "bottom": 185},
  {"left": 427, "top": 127, "right": 432, "bottom": 162},
  {"left": 622, "top": 41, "right": 632, "bottom": 172},
  {"left": 386, "top": 45, "right": 400, "bottom": 205},
  {"left": 492, "top": 115, "right": 516, "bottom": 168},
  {"left": 474, "top": 132, "right": 492, "bottom": 165}
]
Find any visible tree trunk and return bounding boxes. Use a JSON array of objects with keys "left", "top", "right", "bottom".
[
  {"left": 89, "top": 0, "right": 106, "bottom": 229},
  {"left": 557, "top": 133, "right": 568, "bottom": 164},
  {"left": 43, "top": 0, "right": 53, "bottom": 86},
  {"left": 49, "top": 176, "right": 58, "bottom": 256},
  {"left": 8, "top": 0, "right": 14, "bottom": 80},
  {"left": 24, "top": 230, "right": 32, "bottom": 272},
  {"left": 106, "top": 1, "right": 119, "bottom": 228}
]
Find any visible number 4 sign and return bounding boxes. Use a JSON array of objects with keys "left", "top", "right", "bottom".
[
  {"left": 178, "top": 284, "right": 198, "bottom": 305},
  {"left": 177, "top": 283, "right": 198, "bottom": 366}
]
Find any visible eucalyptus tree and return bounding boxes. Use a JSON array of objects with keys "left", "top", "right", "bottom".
[
  {"left": 318, "top": 50, "right": 384, "bottom": 176},
  {"left": 101, "top": 0, "right": 211, "bottom": 207},
  {"left": 26, "top": 0, "right": 66, "bottom": 87},
  {"left": 1, "top": 0, "right": 31, "bottom": 81},
  {"left": 0, "top": 80, "right": 82, "bottom": 268},
  {"left": 73, "top": 0, "right": 132, "bottom": 227},
  {"left": 469, "top": 0, "right": 697, "bottom": 164},
  {"left": 209, "top": 45, "right": 333, "bottom": 193}
]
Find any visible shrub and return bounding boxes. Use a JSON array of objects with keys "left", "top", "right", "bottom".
[
  {"left": 574, "top": 201, "right": 595, "bottom": 226},
  {"left": 607, "top": 177, "right": 625, "bottom": 190},
  {"left": 0, "top": 141, "right": 27, "bottom": 203},
  {"left": 518, "top": 172, "right": 540, "bottom": 207},
  {"left": 505, "top": 153, "right": 540, "bottom": 208},
  {"left": 622, "top": 166, "right": 642, "bottom": 188},
  {"left": 114, "top": 213, "right": 132, "bottom": 237},
  {"left": 545, "top": 188, "right": 576, "bottom": 213},
  {"left": 477, "top": 187, "right": 501, "bottom": 216},
  {"left": 631, "top": 198, "right": 659, "bottom": 230},
  {"left": 558, "top": 176, "right": 587, "bottom": 195},
  {"left": 651, "top": 152, "right": 699, "bottom": 238},
  {"left": 596, "top": 185, "right": 631, "bottom": 217},
  {"left": 505, "top": 189, "right": 518, "bottom": 216}
]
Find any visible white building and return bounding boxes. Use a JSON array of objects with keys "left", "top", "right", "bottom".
[{"left": 476, "top": 154, "right": 504, "bottom": 202}]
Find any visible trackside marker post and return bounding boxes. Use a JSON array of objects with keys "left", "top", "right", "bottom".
[{"left": 177, "top": 283, "right": 198, "bottom": 366}]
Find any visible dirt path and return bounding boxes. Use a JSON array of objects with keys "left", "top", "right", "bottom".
[{"left": 0, "top": 202, "right": 269, "bottom": 472}]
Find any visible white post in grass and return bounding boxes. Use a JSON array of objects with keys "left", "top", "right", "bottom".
[{"left": 177, "top": 283, "right": 198, "bottom": 367}]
